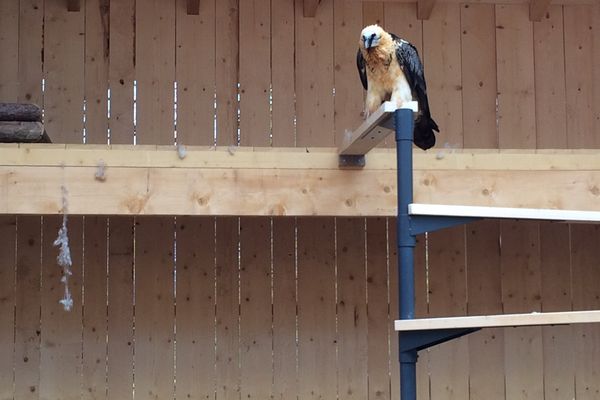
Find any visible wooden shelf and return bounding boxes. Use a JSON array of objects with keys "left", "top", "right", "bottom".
[{"left": 395, "top": 310, "right": 600, "bottom": 331}]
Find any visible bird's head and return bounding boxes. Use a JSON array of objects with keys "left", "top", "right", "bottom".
[{"left": 360, "top": 25, "right": 385, "bottom": 50}]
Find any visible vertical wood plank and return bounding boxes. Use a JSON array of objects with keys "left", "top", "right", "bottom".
[
  {"left": 383, "top": 3, "right": 422, "bottom": 53},
  {"left": 366, "top": 218, "right": 391, "bottom": 400},
  {"left": 295, "top": 0, "right": 335, "bottom": 147},
  {"left": 571, "top": 225, "right": 600, "bottom": 400},
  {"left": 215, "top": 0, "right": 239, "bottom": 146},
  {"left": 134, "top": 217, "right": 175, "bottom": 400},
  {"left": 108, "top": 0, "right": 135, "bottom": 144},
  {"left": 423, "top": 4, "right": 463, "bottom": 147},
  {"left": 18, "top": 0, "right": 44, "bottom": 105},
  {"left": 175, "top": 0, "right": 216, "bottom": 146},
  {"left": 334, "top": 1, "right": 363, "bottom": 146},
  {"left": 337, "top": 218, "right": 367, "bottom": 400},
  {"left": 107, "top": 218, "right": 134, "bottom": 400},
  {"left": 271, "top": 0, "right": 296, "bottom": 147},
  {"left": 466, "top": 221, "right": 505, "bottom": 400},
  {"left": 44, "top": 1, "right": 85, "bottom": 143},
  {"left": 540, "top": 222, "right": 574, "bottom": 400},
  {"left": 594, "top": 4, "right": 600, "bottom": 140},
  {"left": 427, "top": 227, "right": 468, "bottom": 400},
  {"left": 297, "top": 217, "right": 336, "bottom": 400},
  {"left": 362, "top": 2, "right": 384, "bottom": 26},
  {"left": 495, "top": 4, "right": 536, "bottom": 148},
  {"left": 85, "top": 0, "right": 110, "bottom": 144},
  {"left": 82, "top": 217, "right": 108, "bottom": 400},
  {"left": 272, "top": 218, "right": 297, "bottom": 400},
  {"left": 0, "top": 217, "right": 16, "bottom": 400},
  {"left": 533, "top": 6, "right": 567, "bottom": 148},
  {"left": 240, "top": 217, "right": 272, "bottom": 400},
  {"left": 500, "top": 220, "right": 543, "bottom": 400},
  {"left": 239, "top": 0, "right": 271, "bottom": 146},
  {"left": 14, "top": 216, "right": 42, "bottom": 400},
  {"left": 215, "top": 217, "right": 240, "bottom": 400},
  {"left": 461, "top": 4, "right": 497, "bottom": 148},
  {"left": 176, "top": 216, "right": 216, "bottom": 400},
  {"left": 0, "top": 0, "right": 19, "bottom": 100},
  {"left": 136, "top": 0, "right": 176, "bottom": 145},
  {"left": 564, "top": 5, "right": 596, "bottom": 148},
  {"left": 40, "top": 216, "right": 83, "bottom": 400}
]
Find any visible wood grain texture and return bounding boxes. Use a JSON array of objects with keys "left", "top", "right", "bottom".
[
  {"left": 0, "top": 216, "right": 16, "bottom": 400},
  {"left": 43, "top": 0, "right": 85, "bottom": 143},
  {"left": 136, "top": 0, "right": 176, "bottom": 145},
  {"left": 134, "top": 217, "right": 175, "bottom": 400},
  {"left": 594, "top": 4, "right": 600, "bottom": 143},
  {"left": 14, "top": 216, "right": 41, "bottom": 400},
  {"left": 534, "top": 6, "right": 567, "bottom": 148},
  {"left": 461, "top": 4, "right": 497, "bottom": 148},
  {"left": 362, "top": 1, "right": 384, "bottom": 26},
  {"left": 108, "top": 0, "right": 135, "bottom": 144},
  {"left": 240, "top": 217, "right": 272, "bottom": 400},
  {"left": 215, "top": 0, "right": 239, "bottom": 146},
  {"left": 215, "top": 217, "right": 240, "bottom": 400},
  {"left": 239, "top": 0, "right": 271, "bottom": 146},
  {"left": 84, "top": 0, "right": 110, "bottom": 144},
  {"left": 295, "top": 0, "right": 335, "bottom": 146},
  {"left": 40, "top": 216, "right": 83, "bottom": 400},
  {"left": 18, "top": 0, "right": 43, "bottom": 105},
  {"left": 496, "top": 4, "right": 536, "bottom": 148},
  {"left": 176, "top": 0, "right": 215, "bottom": 145},
  {"left": 297, "top": 217, "right": 336, "bottom": 400},
  {"left": 176, "top": 216, "right": 216, "bottom": 400},
  {"left": 107, "top": 218, "right": 134, "bottom": 400},
  {"left": 82, "top": 216, "right": 108, "bottom": 400},
  {"left": 0, "top": 0, "right": 19, "bottom": 100}
]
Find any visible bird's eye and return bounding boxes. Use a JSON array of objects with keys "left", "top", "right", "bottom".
[{"left": 370, "top": 33, "right": 376, "bottom": 38}]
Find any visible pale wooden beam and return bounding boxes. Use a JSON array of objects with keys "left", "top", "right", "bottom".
[
  {"left": 417, "top": 0, "right": 436, "bottom": 20},
  {"left": 67, "top": 0, "right": 81, "bottom": 12},
  {"left": 303, "top": 0, "right": 321, "bottom": 17},
  {"left": 187, "top": 0, "right": 200, "bottom": 15},
  {"left": 529, "top": 0, "right": 552, "bottom": 21},
  {"left": 395, "top": 310, "right": 600, "bottom": 331}
]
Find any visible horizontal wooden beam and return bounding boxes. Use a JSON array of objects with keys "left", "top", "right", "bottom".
[
  {"left": 395, "top": 310, "right": 600, "bottom": 331},
  {"left": 1, "top": 145, "right": 600, "bottom": 216}
]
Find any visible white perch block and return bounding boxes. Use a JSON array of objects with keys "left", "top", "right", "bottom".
[
  {"left": 339, "top": 101, "right": 418, "bottom": 156},
  {"left": 409, "top": 203, "right": 600, "bottom": 223},
  {"left": 395, "top": 310, "right": 600, "bottom": 331}
]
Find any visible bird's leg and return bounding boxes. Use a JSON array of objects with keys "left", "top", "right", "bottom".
[
  {"left": 365, "top": 90, "right": 384, "bottom": 119},
  {"left": 390, "top": 79, "right": 413, "bottom": 109}
]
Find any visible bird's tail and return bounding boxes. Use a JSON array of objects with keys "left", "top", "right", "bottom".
[{"left": 413, "top": 113, "right": 438, "bottom": 150}]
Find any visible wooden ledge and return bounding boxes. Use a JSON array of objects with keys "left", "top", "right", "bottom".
[{"left": 395, "top": 310, "right": 600, "bottom": 331}]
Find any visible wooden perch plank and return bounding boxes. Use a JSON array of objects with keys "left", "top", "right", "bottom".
[
  {"left": 187, "top": 0, "right": 200, "bottom": 15},
  {"left": 417, "top": 0, "right": 436, "bottom": 19},
  {"left": 339, "top": 101, "right": 417, "bottom": 156},
  {"left": 0, "top": 103, "right": 42, "bottom": 122},
  {"left": 303, "top": 0, "right": 320, "bottom": 17},
  {"left": 529, "top": 0, "right": 552, "bottom": 21},
  {"left": 67, "top": 0, "right": 81, "bottom": 12},
  {"left": 0, "top": 122, "right": 47, "bottom": 143},
  {"left": 395, "top": 310, "right": 600, "bottom": 331}
]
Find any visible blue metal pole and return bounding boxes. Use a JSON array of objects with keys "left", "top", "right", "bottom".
[{"left": 395, "top": 108, "right": 417, "bottom": 400}]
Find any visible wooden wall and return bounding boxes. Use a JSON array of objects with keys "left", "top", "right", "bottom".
[{"left": 0, "top": 0, "right": 600, "bottom": 399}]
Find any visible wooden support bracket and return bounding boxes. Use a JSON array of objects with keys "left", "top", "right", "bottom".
[
  {"left": 303, "top": 0, "right": 321, "bottom": 17},
  {"left": 67, "top": 0, "right": 81, "bottom": 12},
  {"left": 417, "top": 0, "right": 436, "bottom": 20},
  {"left": 187, "top": 0, "right": 200, "bottom": 15},
  {"left": 529, "top": 0, "right": 551, "bottom": 21}
]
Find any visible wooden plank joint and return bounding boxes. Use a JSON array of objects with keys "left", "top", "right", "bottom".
[
  {"left": 187, "top": 0, "right": 200, "bottom": 15},
  {"left": 303, "top": 0, "right": 321, "bottom": 17},
  {"left": 67, "top": 0, "right": 81, "bottom": 12},
  {"left": 417, "top": 0, "right": 436, "bottom": 20}
]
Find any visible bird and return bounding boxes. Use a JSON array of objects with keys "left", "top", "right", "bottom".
[{"left": 357, "top": 24, "right": 438, "bottom": 150}]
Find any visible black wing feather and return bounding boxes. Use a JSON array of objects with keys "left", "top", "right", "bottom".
[
  {"left": 391, "top": 33, "right": 439, "bottom": 149},
  {"left": 356, "top": 49, "right": 368, "bottom": 90}
]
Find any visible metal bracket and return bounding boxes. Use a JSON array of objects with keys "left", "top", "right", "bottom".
[
  {"left": 399, "top": 328, "right": 480, "bottom": 353},
  {"left": 410, "top": 215, "right": 481, "bottom": 235},
  {"left": 338, "top": 154, "right": 366, "bottom": 169}
]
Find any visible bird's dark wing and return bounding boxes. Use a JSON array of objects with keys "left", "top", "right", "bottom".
[{"left": 356, "top": 49, "right": 368, "bottom": 90}]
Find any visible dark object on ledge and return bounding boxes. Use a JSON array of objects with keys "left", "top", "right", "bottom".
[{"left": 0, "top": 103, "right": 43, "bottom": 122}]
